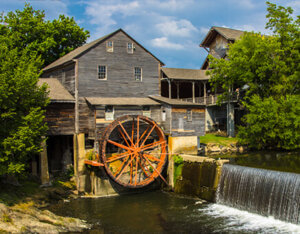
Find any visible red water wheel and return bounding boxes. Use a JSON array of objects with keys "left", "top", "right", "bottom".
[{"left": 99, "top": 115, "right": 168, "bottom": 188}]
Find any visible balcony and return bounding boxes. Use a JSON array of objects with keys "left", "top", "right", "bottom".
[{"left": 180, "top": 93, "right": 238, "bottom": 105}]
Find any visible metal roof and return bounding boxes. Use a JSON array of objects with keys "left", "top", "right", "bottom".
[
  {"left": 200, "top": 26, "right": 244, "bottom": 48},
  {"left": 161, "top": 67, "right": 209, "bottom": 81},
  {"left": 85, "top": 97, "right": 160, "bottom": 106},
  {"left": 149, "top": 95, "right": 205, "bottom": 107},
  {"left": 38, "top": 78, "right": 75, "bottom": 103}
]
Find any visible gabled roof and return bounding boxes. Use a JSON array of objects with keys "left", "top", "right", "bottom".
[
  {"left": 38, "top": 78, "right": 74, "bottom": 103},
  {"left": 43, "top": 28, "right": 164, "bottom": 72},
  {"left": 162, "top": 67, "right": 209, "bottom": 81},
  {"left": 200, "top": 26, "right": 244, "bottom": 48},
  {"left": 149, "top": 95, "right": 205, "bottom": 107},
  {"left": 85, "top": 97, "right": 160, "bottom": 106}
]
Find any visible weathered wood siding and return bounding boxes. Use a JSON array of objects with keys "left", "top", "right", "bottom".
[
  {"left": 77, "top": 31, "right": 160, "bottom": 97},
  {"left": 209, "top": 34, "right": 228, "bottom": 59},
  {"left": 94, "top": 106, "right": 162, "bottom": 140},
  {"left": 45, "top": 103, "right": 75, "bottom": 135},
  {"left": 78, "top": 97, "right": 95, "bottom": 135},
  {"left": 171, "top": 108, "right": 205, "bottom": 137},
  {"left": 41, "top": 63, "right": 75, "bottom": 96}
]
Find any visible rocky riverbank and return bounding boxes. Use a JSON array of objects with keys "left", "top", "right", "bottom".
[
  {"left": 200, "top": 142, "right": 247, "bottom": 155},
  {"left": 0, "top": 202, "right": 90, "bottom": 233},
  {"left": 0, "top": 179, "right": 91, "bottom": 233}
]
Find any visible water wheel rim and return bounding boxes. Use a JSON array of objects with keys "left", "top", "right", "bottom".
[{"left": 100, "top": 115, "right": 167, "bottom": 188}]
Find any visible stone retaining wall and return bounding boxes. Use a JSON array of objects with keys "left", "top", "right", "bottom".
[{"left": 173, "top": 155, "right": 228, "bottom": 201}]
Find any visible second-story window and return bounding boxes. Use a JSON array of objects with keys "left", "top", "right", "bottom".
[
  {"left": 106, "top": 41, "right": 113, "bottom": 52},
  {"left": 134, "top": 67, "right": 142, "bottom": 81},
  {"left": 98, "top": 65, "right": 107, "bottom": 80},
  {"left": 127, "top": 42, "right": 133, "bottom": 53}
]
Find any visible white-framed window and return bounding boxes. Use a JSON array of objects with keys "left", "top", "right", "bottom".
[
  {"left": 142, "top": 106, "right": 151, "bottom": 118},
  {"left": 187, "top": 109, "right": 192, "bottom": 122},
  {"left": 127, "top": 42, "right": 133, "bottom": 53},
  {"left": 105, "top": 105, "right": 114, "bottom": 120},
  {"left": 106, "top": 41, "right": 113, "bottom": 52},
  {"left": 134, "top": 67, "right": 142, "bottom": 81},
  {"left": 98, "top": 65, "right": 107, "bottom": 80}
]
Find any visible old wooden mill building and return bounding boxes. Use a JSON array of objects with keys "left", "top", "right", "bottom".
[{"left": 37, "top": 27, "right": 244, "bottom": 192}]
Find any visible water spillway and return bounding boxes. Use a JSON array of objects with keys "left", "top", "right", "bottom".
[{"left": 217, "top": 164, "right": 300, "bottom": 224}]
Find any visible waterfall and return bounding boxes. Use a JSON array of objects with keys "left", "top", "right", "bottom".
[{"left": 216, "top": 164, "right": 300, "bottom": 224}]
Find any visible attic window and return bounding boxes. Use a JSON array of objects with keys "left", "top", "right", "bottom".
[
  {"left": 142, "top": 106, "right": 151, "bottom": 118},
  {"left": 106, "top": 41, "right": 113, "bottom": 52},
  {"left": 98, "top": 65, "right": 107, "bottom": 80},
  {"left": 134, "top": 67, "right": 142, "bottom": 81},
  {"left": 127, "top": 42, "right": 133, "bottom": 53},
  {"left": 105, "top": 105, "right": 114, "bottom": 120}
]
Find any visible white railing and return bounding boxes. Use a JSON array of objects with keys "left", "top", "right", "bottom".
[{"left": 180, "top": 94, "right": 237, "bottom": 105}]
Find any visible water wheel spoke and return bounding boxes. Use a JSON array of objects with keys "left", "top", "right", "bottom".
[
  {"left": 131, "top": 118, "right": 135, "bottom": 146},
  {"left": 107, "top": 139, "right": 131, "bottom": 151},
  {"left": 134, "top": 156, "right": 139, "bottom": 185},
  {"left": 136, "top": 126, "right": 150, "bottom": 147},
  {"left": 140, "top": 123, "right": 157, "bottom": 148},
  {"left": 143, "top": 153, "right": 161, "bottom": 162},
  {"left": 142, "top": 155, "right": 168, "bottom": 185},
  {"left": 141, "top": 140, "right": 166, "bottom": 152},
  {"left": 136, "top": 116, "right": 139, "bottom": 147},
  {"left": 106, "top": 151, "right": 133, "bottom": 163},
  {"left": 116, "top": 155, "right": 136, "bottom": 180},
  {"left": 101, "top": 115, "right": 167, "bottom": 188},
  {"left": 138, "top": 158, "right": 150, "bottom": 178},
  {"left": 118, "top": 121, "right": 135, "bottom": 147},
  {"left": 113, "top": 155, "right": 131, "bottom": 177},
  {"left": 118, "top": 127, "right": 131, "bottom": 148},
  {"left": 130, "top": 157, "right": 133, "bottom": 184}
]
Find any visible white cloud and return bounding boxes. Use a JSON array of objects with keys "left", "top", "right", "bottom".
[
  {"left": 2, "top": 0, "right": 69, "bottom": 20},
  {"left": 151, "top": 37, "right": 184, "bottom": 50},
  {"left": 230, "top": 0, "right": 255, "bottom": 9},
  {"left": 199, "top": 27, "right": 210, "bottom": 35},
  {"left": 145, "top": 0, "right": 194, "bottom": 11},
  {"left": 156, "top": 19, "right": 198, "bottom": 37},
  {"left": 85, "top": 1, "right": 139, "bottom": 26}
]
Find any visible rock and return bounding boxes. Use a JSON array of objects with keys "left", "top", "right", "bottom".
[{"left": 0, "top": 202, "right": 91, "bottom": 233}]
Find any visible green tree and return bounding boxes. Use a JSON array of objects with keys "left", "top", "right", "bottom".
[
  {"left": 0, "top": 4, "right": 89, "bottom": 176},
  {"left": 0, "top": 4, "right": 90, "bottom": 67},
  {"left": 0, "top": 40, "right": 49, "bottom": 176},
  {"left": 207, "top": 2, "right": 300, "bottom": 150}
]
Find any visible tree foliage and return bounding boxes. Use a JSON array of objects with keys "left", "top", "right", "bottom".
[
  {"left": 0, "top": 4, "right": 89, "bottom": 176},
  {"left": 0, "top": 4, "right": 90, "bottom": 67},
  {"left": 0, "top": 42, "right": 49, "bottom": 176},
  {"left": 207, "top": 2, "right": 300, "bottom": 150}
]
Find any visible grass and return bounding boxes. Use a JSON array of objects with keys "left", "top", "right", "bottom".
[
  {"left": 1, "top": 213, "right": 12, "bottom": 223},
  {"left": 0, "top": 180, "right": 41, "bottom": 206},
  {"left": 200, "top": 133, "right": 238, "bottom": 146}
]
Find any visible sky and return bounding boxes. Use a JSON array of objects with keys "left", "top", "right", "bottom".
[{"left": 1, "top": 0, "right": 299, "bottom": 69}]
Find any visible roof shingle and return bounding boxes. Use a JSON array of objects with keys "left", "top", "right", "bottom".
[
  {"left": 38, "top": 78, "right": 74, "bottom": 102},
  {"left": 85, "top": 97, "right": 160, "bottom": 106},
  {"left": 162, "top": 67, "right": 209, "bottom": 80}
]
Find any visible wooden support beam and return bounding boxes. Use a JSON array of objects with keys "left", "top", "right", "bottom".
[
  {"left": 204, "top": 82, "right": 207, "bottom": 104},
  {"left": 168, "top": 80, "right": 171, "bottom": 99},
  {"left": 192, "top": 82, "right": 195, "bottom": 103},
  {"left": 199, "top": 82, "right": 202, "bottom": 97},
  {"left": 176, "top": 82, "right": 180, "bottom": 99}
]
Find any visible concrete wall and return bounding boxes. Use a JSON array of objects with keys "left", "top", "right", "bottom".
[
  {"left": 168, "top": 136, "right": 198, "bottom": 155},
  {"left": 173, "top": 155, "right": 228, "bottom": 201}
]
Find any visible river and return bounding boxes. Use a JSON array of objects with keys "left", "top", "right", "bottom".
[{"left": 48, "top": 190, "right": 300, "bottom": 233}]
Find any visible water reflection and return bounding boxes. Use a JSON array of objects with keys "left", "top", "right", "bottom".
[
  {"left": 48, "top": 191, "right": 300, "bottom": 233},
  {"left": 210, "top": 151, "right": 300, "bottom": 173}
]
